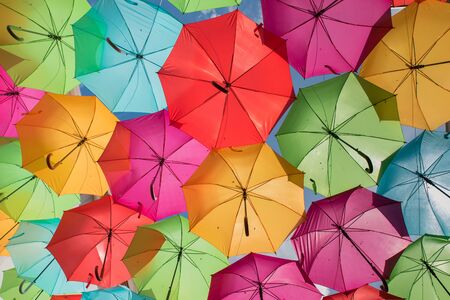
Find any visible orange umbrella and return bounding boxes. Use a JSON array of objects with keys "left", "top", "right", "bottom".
[
  {"left": 183, "top": 143, "right": 305, "bottom": 257},
  {"left": 0, "top": 209, "right": 17, "bottom": 255},
  {"left": 16, "top": 93, "right": 118, "bottom": 195}
]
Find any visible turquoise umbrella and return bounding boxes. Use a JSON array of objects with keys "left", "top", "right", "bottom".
[{"left": 82, "top": 286, "right": 153, "bottom": 300}]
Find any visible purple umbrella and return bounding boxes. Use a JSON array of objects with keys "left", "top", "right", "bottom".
[
  {"left": 98, "top": 110, "right": 209, "bottom": 220},
  {"left": 261, "top": 0, "right": 392, "bottom": 78},
  {"left": 292, "top": 187, "right": 411, "bottom": 292}
]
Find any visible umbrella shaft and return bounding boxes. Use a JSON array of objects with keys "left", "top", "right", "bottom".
[
  {"left": 166, "top": 251, "right": 182, "bottom": 300},
  {"left": 0, "top": 222, "right": 18, "bottom": 240},
  {"left": 420, "top": 175, "right": 450, "bottom": 199},
  {"left": 243, "top": 194, "right": 250, "bottom": 237},
  {"left": 423, "top": 261, "right": 450, "bottom": 295},
  {"left": 47, "top": 139, "right": 86, "bottom": 169},
  {"left": 258, "top": 283, "right": 264, "bottom": 300},
  {"left": 0, "top": 176, "right": 35, "bottom": 204}
]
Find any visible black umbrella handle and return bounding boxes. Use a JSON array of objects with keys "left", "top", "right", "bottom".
[
  {"left": 106, "top": 37, "right": 123, "bottom": 54},
  {"left": 211, "top": 81, "right": 229, "bottom": 94},
  {"left": 422, "top": 259, "right": 450, "bottom": 296},
  {"left": 46, "top": 138, "right": 87, "bottom": 170},
  {"left": 18, "top": 258, "right": 55, "bottom": 294},
  {"left": 6, "top": 25, "right": 24, "bottom": 41},
  {"left": 309, "top": 179, "right": 317, "bottom": 195},
  {"left": 94, "top": 230, "right": 112, "bottom": 282},
  {"left": 356, "top": 149, "right": 374, "bottom": 174},
  {"left": 137, "top": 202, "right": 143, "bottom": 218},
  {"left": 243, "top": 191, "right": 250, "bottom": 237},
  {"left": 254, "top": 23, "right": 263, "bottom": 38}
]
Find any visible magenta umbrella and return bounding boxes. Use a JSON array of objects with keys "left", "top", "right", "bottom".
[
  {"left": 261, "top": 0, "right": 392, "bottom": 78},
  {"left": 98, "top": 110, "right": 209, "bottom": 220},
  {"left": 208, "top": 253, "right": 322, "bottom": 300},
  {"left": 292, "top": 187, "right": 411, "bottom": 292},
  {"left": 0, "top": 66, "right": 44, "bottom": 137}
]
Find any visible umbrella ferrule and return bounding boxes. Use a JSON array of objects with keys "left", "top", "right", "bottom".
[
  {"left": 136, "top": 53, "right": 144, "bottom": 59},
  {"left": 3, "top": 90, "right": 19, "bottom": 96},
  {"left": 47, "top": 33, "right": 61, "bottom": 41},
  {"left": 409, "top": 64, "right": 424, "bottom": 70}
]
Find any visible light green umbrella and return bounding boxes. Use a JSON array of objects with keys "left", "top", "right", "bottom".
[
  {"left": 168, "top": 0, "right": 241, "bottom": 13},
  {"left": 0, "top": 268, "right": 50, "bottom": 300},
  {"left": 276, "top": 72, "right": 405, "bottom": 196},
  {"left": 0, "top": 140, "right": 80, "bottom": 221}
]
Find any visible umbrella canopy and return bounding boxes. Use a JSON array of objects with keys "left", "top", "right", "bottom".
[
  {"left": 158, "top": 10, "right": 294, "bottom": 149},
  {"left": 168, "top": 0, "right": 241, "bottom": 13},
  {"left": 183, "top": 143, "right": 305, "bottom": 257},
  {"left": 292, "top": 187, "right": 411, "bottom": 292},
  {"left": 378, "top": 130, "right": 450, "bottom": 237},
  {"left": 276, "top": 72, "right": 405, "bottom": 197},
  {"left": 99, "top": 110, "right": 209, "bottom": 221},
  {"left": 208, "top": 253, "right": 322, "bottom": 300},
  {"left": 388, "top": 234, "right": 450, "bottom": 299},
  {"left": 52, "top": 296, "right": 81, "bottom": 300},
  {"left": 0, "top": 210, "right": 17, "bottom": 255},
  {"left": 391, "top": 0, "right": 446, "bottom": 7},
  {"left": 360, "top": 0, "right": 450, "bottom": 130},
  {"left": 16, "top": 93, "right": 118, "bottom": 195},
  {"left": 260, "top": 0, "right": 392, "bottom": 78},
  {"left": 82, "top": 286, "right": 153, "bottom": 300},
  {"left": 47, "top": 196, "right": 152, "bottom": 288},
  {"left": 0, "top": 268, "right": 50, "bottom": 300},
  {"left": 73, "top": 0, "right": 181, "bottom": 114},
  {"left": 0, "top": 65, "right": 44, "bottom": 138},
  {"left": 0, "top": 0, "right": 90, "bottom": 93},
  {"left": 123, "top": 215, "right": 228, "bottom": 300},
  {"left": 324, "top": 285, "right": 402, "bottom": 300},
  {"left": 0, "top": 140, "right": 80, "bottom": 221},
  {"left": 7, "top": 219, "right": 92, "bottom": 295}
]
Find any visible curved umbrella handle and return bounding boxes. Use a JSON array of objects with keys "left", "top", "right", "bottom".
[
  {"left": 356, "top": 149, "right": 373, "bottom": 174},
  {"left": 86, "top": 273, "right": 93, "bottom": 288},
  {"left": 46, "top": 153, "right": 57, "bottom": 170},
  {"left": 211, "top": 81, "right": 229, "bottom": 94},
  {"left": 150, "top": 181, "right": 157, "bottom": 201},
  {"left": 94, "top": 265, "right": 104, "bottom": 281},
  {"left": 309, "top": 179, "right": 317, "bottom": 195},
  {"left": 254, "top": 23, "right": 263, "bottom": 38},
  {"left": 445, "top": 132, "right": 450, "bottom": 139},
  {"left": 106, "top": 38, "right": 123, "bottom": 54},
  {"left": 6, "top": 25, "right": 24, "bottom": 41},
  {"left": 18, "top": 279, "right": 35, "bottom": 294},
  {"left": 137, "top": 202, "right": 143, "bottom": 218}
]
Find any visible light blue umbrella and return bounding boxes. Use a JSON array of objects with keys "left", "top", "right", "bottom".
[
  {"left": 73, "top": 0, "right": 182, "bottom": 114},
  {"left": 377, "top": 131, "right": 450, "bottom": 237},
  {"left": 82, "top": 286, "right": 153, "bottom": 300}
]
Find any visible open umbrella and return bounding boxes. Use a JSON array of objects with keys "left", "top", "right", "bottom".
[
  {"left": 47, "top": 196, "right": 152, "bottom": 288},
  {"left": 378, "top": 130, "right": 450, "bottom": 237},
  {"left": 292, "top": 187, "right": 411, "bottom": 292},
  {"left": 158, "top": 10, "right": 294, "bottom": 148},
  {"left": 261, "top": 0, "right": 392, "bottom": 78},
  {"left": 0, "top": 140, "right": 80, "bottom": 221},
  {"left": 208, "top": 253, "right": 322, "bottom": 300},
  {"left": 183, "top": 143, "right": 305, "bottom": 257},
  {"left": 0, "top": 0, "right": 90, "bottom": 93},
  {"left": 324, "top": 285, "right": 402, "bottom": 300},
  {"left": 16, "top": 93, "right": 118, "bottom": 195},
  {"left": 276, "top": 72, "right": 405, "bottom": 197},
  {"left": 0, "top": 209, "right": 17, "bottom": 255},
  {"left": 391, "top": 0, "right": 446, "bottom": 8},
  {"left": 0, "top": 268, "right": 50, "bottom": 300},
  {"left": 0, "top": 65, "right": 44, "bottom": 138},
  {"left": 82, "top": 286, "right": 153, "bottom": 300},
  {"left": 99, "top": 110, "right": 209, "bottom": 221},
  {"left": 73, "top": 0, "right": 181, "bottom": 114},
  {"left": 168, "top": 0, "right": 241, "bottom": 13},
  {"left": 123, "top": 215, "right": 228, "bottom": 300},
  {"left": 388, "top": 234, "right": 450, "bottom": 299},
  {"left": 52, "top": 296, "right": 81, "bottom": 300},
  {"left": 360, "top": 0, "right": 450, "bottom": 130}
]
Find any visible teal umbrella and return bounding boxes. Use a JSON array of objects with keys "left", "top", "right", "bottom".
[
  {"left": 82, "top": 286, "right": 153, "bottom": 300},
  {"left": 0, "top": 268, "right": 50, "bottom": 300}
]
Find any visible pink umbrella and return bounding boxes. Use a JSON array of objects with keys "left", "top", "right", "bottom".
[
  {"left": 208, "top": 253, "right": 322, "bottom": 300},
  {"left": 261, "top": 0, "right": 392, "bottom": 78},
  {"left": 0, "top": 66, "right": 44, "bottom": 137},
  {"left": 98, "top": 110, "right": 209, "bottom": 220},
  {"left": 292, "top": 187, "right": 411, "bottom": 292}
]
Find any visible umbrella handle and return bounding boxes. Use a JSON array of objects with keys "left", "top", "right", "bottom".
[
  {"left": 18, "top": 279, "right": 35, "bottom": 294},
  {"left": 254, "top": 23, "right": 263, "bottom": 38},
  {"left": 309, "top": 179, "right": 317, "bottom": 195},
  {"left": 94, "top": 265, "right": 104, "bottom": 281},
  {"left": 244, "top": 216, "right": 250, "bottom": 237},
  {"left": 125, "top": 0, "right": 138, "bottom": 5},
  {"left": 445, "top": 132, "right": 450, "bottom": 139},
  {"left": 46, "top": 153, "right": 57, "bottom": 170},
  {"left": 106, "top": 38, "right": 123, "bottom": 54},
  {"left": 211, "top": 81, "right": 229, "bottom": 94},
  {"left": 137, "top": 202, "right": 143, "bottom": 218},
  {"left": 6, "top": 25, "right": 24, "bottom": 41},
  {"left": 356, "top": 149, "right": 373, "bottom": 174}
]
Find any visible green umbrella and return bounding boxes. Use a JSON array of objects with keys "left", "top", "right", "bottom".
[
  {"left": 0, "top": 268, "right": 50, "bottom": 300},
  {"left": 168, "top": 0, "right": 241, "bottom": 13},
  {"left": 0, "top": 0, "right": 90, "bottom": 93},
  {"left": 123, "top": 215, "right": 229, "bottom": 300},
  {"left": 388, "top": 235, "right": 450, "bottom": 299},
  {"left": 0, "top": 140, "right": 80, "bottom": 221},
  {"left": 276, "top": 72, "right": 404, "bottom": 196}
]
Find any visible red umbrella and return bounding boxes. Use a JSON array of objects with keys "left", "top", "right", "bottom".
[
  {"left": 324, "top": 285, "right": 402, "bottom": 299},
  {"left": 158, "top": 10, "right": 294, "bottom": 149},
  {"left": 47, "top": 196, "right": 152, "bottom": 288}
]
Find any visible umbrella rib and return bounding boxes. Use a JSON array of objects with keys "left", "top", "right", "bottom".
[
  {"left": 321, "top": 14, "right": 392, "bottom": 29},
  {"left": 139, "top": 59, "right": 162, "bottom": 112},
  {"left": 77, "top": 58, "right": 137, "bottom": 78},
  {"left": 276, "top": 0, "right": 315, "bottom": 15},
  {"left": 111, "top": 61, "right": 140, "bottom": 112},
  {"left": 417, "top": 69, "right": 450, "bottom": 92},
  {"left": 247, "top": 192, "right": 302, "bottom": 216},
  {"left": 337, "top": 132, "right": 405, "bottom": 143},
  {"left": 247, "top": 198, "right": 276, "bottom": 252},
  {"left": 422, "top": 182, "right": 448, "bottom": 234},
  {"left": 417, "top": 28, "right": 450, "bottom": 65},
  {"left": 56, "top": 0, "right": 75, "bottom": 35},
  {"left": 243, "top": 144, "right": 264, "bottom": 189},
  {"left": 0, "top": 3, "right": 52, "bottom": 33},
  {"left": 216, "top": 151, "right": 244, "bottom": 188},
  {"left": 213, "top": 92, "right": 229, "bottom": 148},
  {"left": 232, "top": 85, "right": 294, "bottom": 99},
  {"left": 111, "top": 0, "right": 138, "bottom": 52}
]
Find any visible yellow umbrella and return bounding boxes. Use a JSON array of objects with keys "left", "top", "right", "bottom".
[
  {"left": 0, "top": 210, "right": 17, "bottom": 256},
  {"left": 183, "top": 143, "right": 305, "bottom": 257},
  {"left": 16, "top": 93, "right": 118, "bottom": 195},
  {"left": 360, "top": 0, "right": 450, "bottom": 130}
]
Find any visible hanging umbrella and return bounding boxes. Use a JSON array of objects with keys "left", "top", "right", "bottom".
[
  {"left": 168, "top": 0, "right": 241, "bottom": 13},
  {"left": 82, "top": 286, "right": 153, "bottom": 300},
  {"left": 47, "top": 196, "right": 152, "bottom": 288},
  {"left": 123, "top": 215, "right": 228, "bottom": 300},
  {"left": 260, "top": 0, "right": 392, "bottom": 78},
  {"left": 360, "top": 0, "right": 450, "bottom": 130},
  {"left": 0, "top": 140, "right": 80, "bottom": 221},
  {"left": 391, "top": 0, "right": 446, "bottom": 8},
  {"left": 208, "top": 253, "right": 322, "bottom": 300},
  {"left": 378, "top": 130, "right": 450, "bottom": 237},
  {"left": 183, "top": 143, "right": 305, "bottom": 257},
  {"left": 158, "top": 10, "right": 294, "bottom": 149},
  {"left": 0, "top": 209, "right": 17, "bottom": 255},
  {"left": 0, "top": 0, "right": 90, "bottom": 93},
  {"left": 52, "top": 297, "right": 81, "bottom": 300},
  {"left": 16, "top": 93, "right": 118, "bottom": 195},
  {"left": 0, "top": 65, "right": 44, "bottom": 138},
  {"left": 324, "top": 285, "right": 402, "bottom": 299},
  {"left": 276, "top": 72, "right": 404, "bottom": 197},
  {"left": 292, "top": 187, "right": 411, "bottom": 292},
  {"left": 0, "top": 268, "right": 50, "bottom": 300},
  {"left": 99, "top": 110, "right": 209, "bottom": 221},
  {"left": 73, "top": 0, "right": 181, "bottom": 114},
  {"left": 388, "top": 234, "right": 450, "bottom": 299}
]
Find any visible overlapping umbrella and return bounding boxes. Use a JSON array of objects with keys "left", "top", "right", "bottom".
[
  {"left": 0, "top": 209, "right": 17, "bottom": 255},
  {"left": 0, "top": 268, "right": 50, "bottom": 300},
  {"left": 168, "top": 0, "right": 241, "bottom": 13},
  {"left": 324, "top": 284, "right": 402, "bottom": 299},
  {"left": 82, "top": 286, "right": 153, "bottom": 300}
]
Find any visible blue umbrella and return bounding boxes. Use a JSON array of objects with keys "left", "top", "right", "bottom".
[
  {"left": 82, "top": 286, "right": 153, "bottom": 300},
  {"left": 378, "top": 130, "right": 450, "bottom": 237}
]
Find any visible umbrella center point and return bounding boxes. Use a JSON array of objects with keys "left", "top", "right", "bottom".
[
  {"left": 48, "top": 33, "right": 61, "bottom": 41},
  {"left": 78, "top": 137, "right": 88, "bottom": 146},
  {"left": 241, "top": 188, "right": 247, "bottom": 199},
  {"left": 159, "top": 157, "right": 165, "bottom": 166},
  {"left": 409, "top": 64, "right": 424, "bottom": 70},
  {"left": 136, "top": 53, "right": 144, "bottom": 60},
  {"left": 5, "top": 90, "right": 19, "bottom": 96},
  {"left": 314, "top": 9, "right": 326, "bottom": 18}
]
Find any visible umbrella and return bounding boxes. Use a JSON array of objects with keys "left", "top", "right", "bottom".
[
  {"left": 208, "top": 253, "right": 322, "bottom": 300},
  {"left": 0, "top": 268, "right": 50, "bottom": 300},
  {"left": 82, "top": 286, "right": 153, "bottom": 300},
  {"left": 52, "top": 297, "right": 81, "bottom": 300},
  {"left": 292, "top": 187, "right": 411, "bottom": 292},
  {"left": 260, "top": 0, "right": 392, "bottom": 78},
  {"left": 123, "top": 215, "right": 228, "bottom": 300},
  {"left": 7, "top": 219, "right": 92, "bottom": 295},
  {"left": 16, "top": 93, "right": 118, "bottom": 195},
  {"left": 360, "top": 0, "right": 450, "bottom": 130},
  {"left": 158, "top": 10, "right": 294, "bottom": 149},
  {"left": 0, "top": 140, "right": 80, "bottom": 221},
  {"left": 324, "top": 285, "right": 402, "bottom": 300},
  {"left": 47, "top": 196, "right": 152, "bottom": 288},
  {"left": 0, "top": 0, "right": 90, "bottom": 93},
  {"left": 99, "top": 110, "right": 209, "bottom": 221},
  {"left": 388, "top": 234, "right": 450, "bottom": 299},
  {"left": 0, "top": 65, "right": 44, "bottom": 138},
  {"left": 73, "top": 0, "right": 182, "bottom": 114},
  {"left": 183, "top": 143, "right": 305, "bottom": 257},
  {"left": 0, "top": 209, "right": 17, "bottom": 255},
  {"left": 391, "top": 0, "right": 446, "bottom": 7},
  {"left": 378, "top": 130, "right": 450, "bottom": 237},
  {"left": 276, "top": 72, "right": 405, "bottom": 197},
  {"left": 168, "top": 0, "right": 241, "bottom": 13}
]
